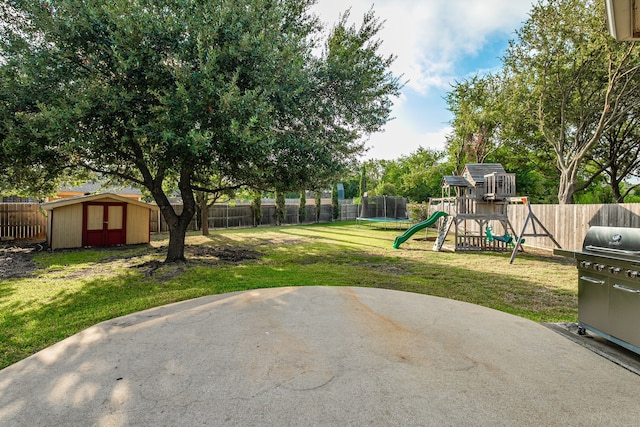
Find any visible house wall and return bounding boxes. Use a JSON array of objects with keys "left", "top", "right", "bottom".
[
  {"left": 50, "top": 204, "right": 83, "bottom": 249},
  {"left": 126, "top": 204, "right": 152, "bottom": 244}
]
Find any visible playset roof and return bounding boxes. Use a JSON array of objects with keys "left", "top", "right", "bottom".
[
  {"left": 442, "top": 163, "right": 508, "bottom": 188},
  {"left": 441, "top": 176, "right": 472, "bottom": 188},
  {"left": 462, "top": 164, "right": 506, "bottom": 185}
]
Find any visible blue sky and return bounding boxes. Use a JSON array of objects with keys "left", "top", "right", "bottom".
[{"left": 312, "top": 0, "right": 535, "bottom": 160}]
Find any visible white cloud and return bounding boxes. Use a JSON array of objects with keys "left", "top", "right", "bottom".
[
  {"left": 311, "top": 0, "right": 534, "bottom": 160},
  {"left": 312, "top": 0, "right": 532, "bottom": 94},
  {"left": 362, "top": 117, "right": 452, "bottom": 160}
]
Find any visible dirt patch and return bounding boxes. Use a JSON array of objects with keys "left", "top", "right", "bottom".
[
  {"left": 413, "top": 237, "right": 437, "bottom": 242},
  {"left": 1, "top": 241, "right": 262, "bottom": 281},
  {"left": 185, "top": 245, "right": 262, "bottom": 263},
  {"left": 361, "top": 261, "right": 410, "bottom": 275},
  {"left": 136, "top": 245, "right": 262, "bottom": 280},
  {"left": 0, "top": 241, "right": 46, "bottom": 279},
  {"left": 520, "top": 246, "right": 576, "bottom": 266}
]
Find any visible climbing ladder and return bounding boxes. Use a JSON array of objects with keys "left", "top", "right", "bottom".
[{"left": 433, "top": 215, "right": 454, "bottom": 252}]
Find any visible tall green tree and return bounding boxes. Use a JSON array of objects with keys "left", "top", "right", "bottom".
[
  {"left": 373, "top": 161, "right": 399, "bottom": 196},
  {"left": 195, "top": 175, "right": 237, "bottom": 236},
  {"left": 360, "top": 159, "right": 385, "bottom": 193},
  {"left": 363, "top": 149, "right": 447, "bottom": 203},
  {"left": 446, "top": 74, "right": 506, "bottom": 173},
  {"left": 0, "top": 0, "right": 400, "bottom": 261},
  {"left": 331, "top": 183, "right": 340, "bottom": 220},
  {"left": 398, "top": 148, "right": 448, "bottom": 203},
  {"left": 359, "top": 165, "right": 367, "bottom": 198},
  {"left": 583, "top": 97, "right": 640, "bottom": 202},
  {"left": 446, "top": 64, "right": 560, "bottom": 203},
  {"left": 503, "top": 0, "right": 640, "bottom": 204}
]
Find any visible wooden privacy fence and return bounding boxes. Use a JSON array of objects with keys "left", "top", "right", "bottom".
[
  {"left": 508, "top": 202, "right": 640, "bottom": 251},
  {"left": 151, "top": 201, "right": 360, "bottom": 232},
  {"left": 0, "top": 203, "right": 46, "bottom": 240},
  {"left": 6, "top": 200, "right": 640, "bottom": 249}
]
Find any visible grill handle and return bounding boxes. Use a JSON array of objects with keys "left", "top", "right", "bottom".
[
  {"left": 613, "top": 284, "right": 640, "bottom": 294},
  {"left": 584, "top": 245, "right": 640, "bottom": 256},
  {"left": 580, "top": 276, "right": 605, "bottom": 285}
]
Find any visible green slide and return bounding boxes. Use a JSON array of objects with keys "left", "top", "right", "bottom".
[{"left": 393, "top": 211, "right": 449, "bottom": 249}]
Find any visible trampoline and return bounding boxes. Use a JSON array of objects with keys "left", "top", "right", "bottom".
[{"left": 357, "top": 196, "right": 412, "bottom": 228}]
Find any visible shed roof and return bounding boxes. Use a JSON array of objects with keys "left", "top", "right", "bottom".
[
  {"left": 462, "top": 164, "right": 507, "bottom": 185},
  {"left": 441, "top": 176, "right": 472, "bottom": 188},
  {"left": 41, "top": 193, "right": 158, "bottom": 211}
]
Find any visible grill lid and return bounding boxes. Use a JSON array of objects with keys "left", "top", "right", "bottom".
[{"left": 583, "top": 226, "right": 640, "bottom": 257}]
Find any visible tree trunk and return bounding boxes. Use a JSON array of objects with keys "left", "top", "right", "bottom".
[
  {"left": 149, "top": 168, "right": 197, "bottom": 263},
  {"left": 557, "top": 168, "right": 577, "bottom": 204},
  {"left": 315, "top": 191, "right": 321, "bottom": 222},
  {"left": 200, "top": 192, "right": 209, "bottom": 236},
  {"left": 153, "top": 197, "right": 195, "bottom": 262},
  {"left": 557, "top": 186, "right": 575, "bottom": 204},
  {"left": 156, "top": 198, "right": 196, "bottom": 262},
  {"left": 359, "top": 166, "right": 366, "bottom": 198},
  {"left": 166, "top": 220, "right": 189, "bottom": 262},
  {"left": 612, "top": 177, "right": 624, "bottom": 203},
  {"left": 275, "top": 191, "right": 285, "bottom": 225},
  {"left": 251, "top": 196, "right": 262, "bottom": 227},
  {"left": 298, "top": 190, "right": 306, "bottom": 223}
]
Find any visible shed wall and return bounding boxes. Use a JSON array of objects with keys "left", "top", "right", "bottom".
[
  {"left": 47, "top": 196, "right": 154, "bottom": 249},
  {"left": 51, "top": 204, "right": 83, "bottom": 249},
  {"left": 126, "top": 204, "right": 151, "bottom": 244}
]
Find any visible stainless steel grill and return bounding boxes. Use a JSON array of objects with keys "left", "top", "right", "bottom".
[{"left": 557, "top": 226, "right": 640, "bottom": 355}]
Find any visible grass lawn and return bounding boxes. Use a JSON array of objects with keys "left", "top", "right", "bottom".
[{"left": 0, "top": 221, "right": 577, "bottom": 370}]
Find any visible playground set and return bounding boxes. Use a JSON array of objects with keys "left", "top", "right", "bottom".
[{"left": 392, "top": 163, "right": 560, "bottom": 263}]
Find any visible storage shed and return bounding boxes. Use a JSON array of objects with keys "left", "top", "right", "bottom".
[{"left": 41, "top": 193, "right": 159, "bottom": 249}]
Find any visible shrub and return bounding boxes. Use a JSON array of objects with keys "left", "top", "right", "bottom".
[{"left": 408, "top": 203, "right": 430, "bottom": 221}]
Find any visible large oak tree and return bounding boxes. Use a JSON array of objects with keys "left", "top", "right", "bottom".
[
  {"left": 503, "top": 0, "right": 640, "bottom": 204},
  {"left": 0, "top": 0, "right": 400, "bottom": 260}
]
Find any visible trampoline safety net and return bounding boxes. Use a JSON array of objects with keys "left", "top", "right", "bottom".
[{"left": 359, "top": 196, "right": 408, "bottom": 219}]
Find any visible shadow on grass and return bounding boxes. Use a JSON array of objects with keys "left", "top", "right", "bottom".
[
  {"left": 34, "top": 244, "right": 156, "bottom": 268},
  {"left": 260, "top": 246, "right": 576, "bottom": 319},
  {"left": 284, "top": 226, "right": 406, "bottom": 243},
  {"left": 0, "top": 282, "right": 18, "bottom": 308},
  {"left": 275, "top": 228, "right": 392, "bottom": 250},
  {"left": 0, "top": 267, "right": 224, "bottom": 370}
]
